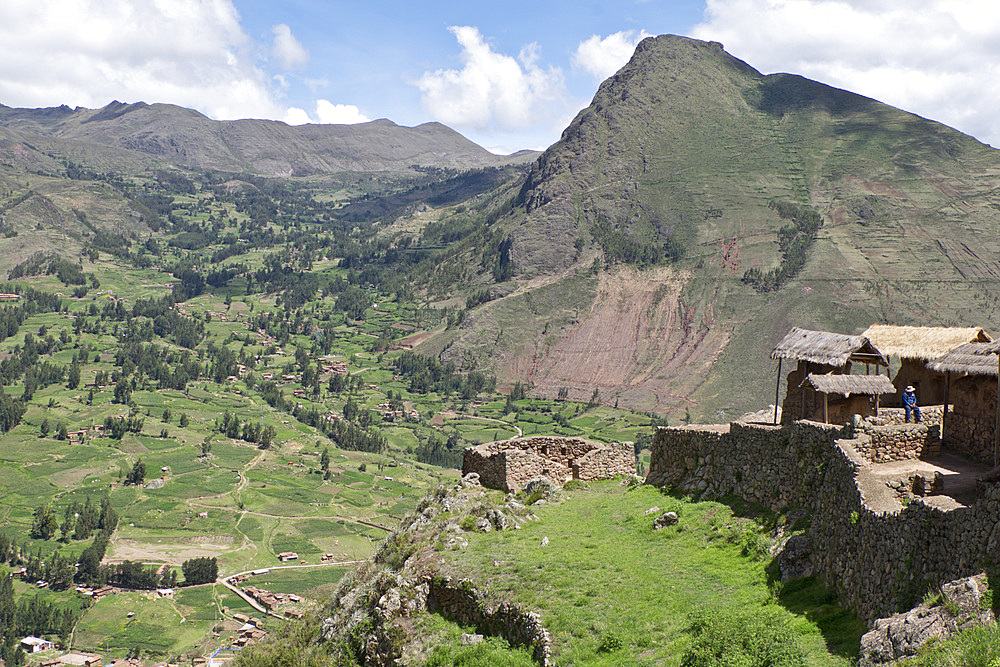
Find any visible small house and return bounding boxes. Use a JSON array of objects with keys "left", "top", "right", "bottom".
[
  {"left": 771, "top": 327, "right": 889, "bottom": 424},
  {"left": 277, "top": 552, "right": 298, "bottom": 561},
  {"left": 863, "top": 325, "right": 992, "bottom": 406},
  {"left": 21, "top": 636, "right": 54, "bottom": 653},
  {"left": 801, "top": 373, "right": 896, "bottom": 424},
  {"left": 926, "top": 341, "right": 1000, "bottom": 463}
]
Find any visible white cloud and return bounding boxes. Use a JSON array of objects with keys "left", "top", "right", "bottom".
[
  {"left": 315, "top": 100, "right": 370, "bottom": 125},
  {"left": 0, "top": 0, "right": 286, "bottom": 121},
  {"left": 271, "top": 23, "right": 309, "bottom": 70},
  {"left": 690, "top": 0, "right": 1000, "bottom": 146},
  {"left": 283, "top": 106, "right": 312, "bottom": 125},
  {"left": 572, "top": 30, "right": 653, "bottom": 81},
  {"left": 283, "top": 100, "right": 370, "bottom": 125},
  {"left": 415, "top": 26, "right": 568, "bottom": 131}
]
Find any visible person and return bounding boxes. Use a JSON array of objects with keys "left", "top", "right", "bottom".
[{"left": 902, "top": 385, "right": 921, "bottom": 423}]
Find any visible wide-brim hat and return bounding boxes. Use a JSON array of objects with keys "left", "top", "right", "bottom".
[{"left": 905, "top": 386, "right": 915, "bottom": 392}]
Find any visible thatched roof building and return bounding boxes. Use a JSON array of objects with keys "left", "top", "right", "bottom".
[
  {"left": 925, "top": 342, "right": 1000, "bottom": 464},
  {"left": 862, "top": 325, "right": 994, "bottom": 407},
  {"left": 926, "top": 342, "right": 1000, "bottom": 377},
  {"left": 802, "top": 373, "right": 896, "bottom": 396},
  {"left": 800, "top": 373, "right": 896, "bottom": 424},
  {"left": 862, "top": 325, "right": 991, "bottom": 361},
  {"left": 771, "top": 327, "right": 887, "bottom": 368}
]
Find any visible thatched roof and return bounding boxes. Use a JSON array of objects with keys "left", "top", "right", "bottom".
[
  {"left": 862, "top": 325, "right": 992, "bottom": 361},
  {"left": 771, "top": 327, "right": 888, "bottom": 367},
  {"left": 925, "top": 342, "right": 1000, "bottom": 377},
  {"left": 802, "top": 373, "right": 897, "bottom": 396}
]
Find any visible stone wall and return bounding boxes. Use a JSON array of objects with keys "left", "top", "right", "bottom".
[
  {"left": 875, "top": 406, "right": 945, "bottom": 426},
  {"left": 647, "top": 421, "right": 1000, "bottom": 623},
  {"left": 428, "top": 577, "right": 552, "bottom": 665},
  {"left": 646, "top": 421, "right": 843, "bottom": 510},
  {"left": 463, "top": 436, "right": 635, "bottom": 492},
  {"left": 851, "top": 420, "right": 940, "bottom": 463},
  {"left": 945, "top": 376, "right": 997, "bottom": 463}
]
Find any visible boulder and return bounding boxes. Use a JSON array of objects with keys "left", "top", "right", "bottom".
[
  {"left": 775, "top": 534, "right": 813, "bottom": 582},
  {"left": 653, "top": 511, "right": 679, "bottom": 530}
]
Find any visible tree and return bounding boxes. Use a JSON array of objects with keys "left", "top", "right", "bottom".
[
  {"left": 39, "top": 418, "right": 50, "bottom": 437},
  {"left": 320, "top": 447, "right": 330, "bottom": 472},
  {"left": 125, "top": 459, "right": 146, "bottom": 486},
  {"left": 30, "top": 504, "right": 58, "bottom": 540},
  {"left": 179, "top": 413, "right": 189, "bottom": 428},
  {"left": 56, "top": 422, "right": 68, "bottom": 440},
  {"left": 181, "top": 556, "right": 218, "bottom": 585}
]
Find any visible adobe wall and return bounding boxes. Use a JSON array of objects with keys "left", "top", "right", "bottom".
[
  {"left": 463, "top": 436, "right": 635, "bottom": 492},
  {"left": 648, "top": 421, "right": 1000, "bottom": 623}
]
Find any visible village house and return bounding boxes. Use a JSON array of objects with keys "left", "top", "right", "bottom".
[
  {"left": 20, "top": 636, "right": 55, "bottom": 653},
  {"left": 863, "top": 324, "right": 992, "bottom": 407},
  {"left": 926, "top": 341, "right": 1000, "bottom": 464},
  {"left": 771, "top": 327, "right": 889, "bottom": 424}
]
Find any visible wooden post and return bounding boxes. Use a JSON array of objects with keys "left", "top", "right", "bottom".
[
  {"left": 942, "top": 371, "right": 950, "bottom": 446},
  {"left": 875, "top": 392, "right": 880, "bottom": 418},
  {"left": 995, "top": 355, "right": 999, "bottom": 468},
  {"left": 823, "top": 393, "right": 829, "bottom": 424},
  {"left": 774, "top": 358, "right": 782, "bottom": 425}
]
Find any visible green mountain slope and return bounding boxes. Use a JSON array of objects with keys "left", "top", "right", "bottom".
[{"left": 421, "top": 35, "right": 1000, "bottom": 420}]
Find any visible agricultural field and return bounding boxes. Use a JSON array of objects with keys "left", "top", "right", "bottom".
[{"left": 0, "top": 169, "right": 662, "bottom": 663}]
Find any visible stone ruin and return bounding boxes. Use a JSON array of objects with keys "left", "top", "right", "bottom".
[{"left": 462, "top": 436, "right": 636, "bottom": 492}]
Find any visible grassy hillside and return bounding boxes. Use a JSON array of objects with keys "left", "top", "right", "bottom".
[{"left": 238, "top": 479, "right": 866, "bottom": 666}]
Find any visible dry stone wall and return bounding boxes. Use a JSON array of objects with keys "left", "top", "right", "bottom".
[
  {"left": 648, "top": 420, "right": 1000, "bottom": 623},
  {"left": 851, "top": 419, "right": 940, "bottom": 463},
  {"left": 463, "top": 436, "right": 634, "bottom": 492}
]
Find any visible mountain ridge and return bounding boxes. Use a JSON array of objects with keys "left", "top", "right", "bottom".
[{"left": 0, "top": 100, "right": 537, "bottom": 176}]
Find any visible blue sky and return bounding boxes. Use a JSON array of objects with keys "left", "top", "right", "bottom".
[{"left": 3, "top": 1, "right": 1000, "bottom": 154}]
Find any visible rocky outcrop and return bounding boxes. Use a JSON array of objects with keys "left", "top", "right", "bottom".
[
  {"left": 320, "top": 474, "right": 552, "bottom": 665},
  {"left": 859, "top": 575, "right": 995, "bottom": 666}
]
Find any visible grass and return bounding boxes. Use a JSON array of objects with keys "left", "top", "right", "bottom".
[{"left": 443, "top": 481, "right": 862, "bottom": 666}]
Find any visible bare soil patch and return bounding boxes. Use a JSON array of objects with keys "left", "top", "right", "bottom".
[{"left": 519, "top": 266, "right": 730, "bottom": 413}]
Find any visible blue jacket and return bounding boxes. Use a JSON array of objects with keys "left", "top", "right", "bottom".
[{"left": 902, "top": 391, "right": 917, "bottom": 407}]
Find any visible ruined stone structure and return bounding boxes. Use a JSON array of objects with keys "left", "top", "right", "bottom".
[
  {"left": 647, "top": 420, "right": 1000, "bottom": 622},
  {"left": 462, "top": 436, "right": 635, "bottom": 492}
]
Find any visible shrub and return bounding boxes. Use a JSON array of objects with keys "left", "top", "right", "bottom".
[
  {"left": 425, "top": 635, "right": 534, "bottom": 667},
  {"left": 681, "top": 609, "right": 806, "bottom": 667}
]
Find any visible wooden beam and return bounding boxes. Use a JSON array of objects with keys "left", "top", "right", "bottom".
[
  {"left": 774, "top": 358, "right": 782, "bottom": 425},
  {"left": 942, "top": 371, "right": 950, "bottom": 447},
  {"left": 823, "top": 393, "right": 829, "bottom": 424}
]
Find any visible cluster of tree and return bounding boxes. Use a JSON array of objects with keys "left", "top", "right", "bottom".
[
  {"left": 104, "top": 414, "right": 146, "bottom": 440},
  {"left": 0, "top": 577, "right": 77, "bottom": 662},
  {"left": 590, "top": 215, "right": 685, "bottom": 268},
  {"left": 7, "top": 251, "right": 86, "bottom": 285},
  {"left": 394, "top": 351, "right": 496, "bottom": 399},
  {"left": 0, "top": 284, "right": 63, "bottom": 345},
  {"left": 742, "top": 199, "right": 823, "bottom": 292},
  {"left": 414, "top": 433, "right": 463, "bottom": 469},
  {"left": 216, "top": 411, "right": 276, "bottom": 448},
  {"left": 181, "top": 557, "right": 218, "bottom": 585},
  {"left": 31, "top": 495, "right": 118, "bottom": 543}
]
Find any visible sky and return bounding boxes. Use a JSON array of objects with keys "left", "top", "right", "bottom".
[{"left": 2, "top": 1, "right": 1000, "bottom": 155}]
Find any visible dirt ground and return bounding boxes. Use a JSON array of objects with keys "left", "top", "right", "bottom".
[
  {"left": 517, "top": 266, "right": 730, "bottom": 413},
  {"left": 107, "top": 536, "right": 234, "bottom": 565}
]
